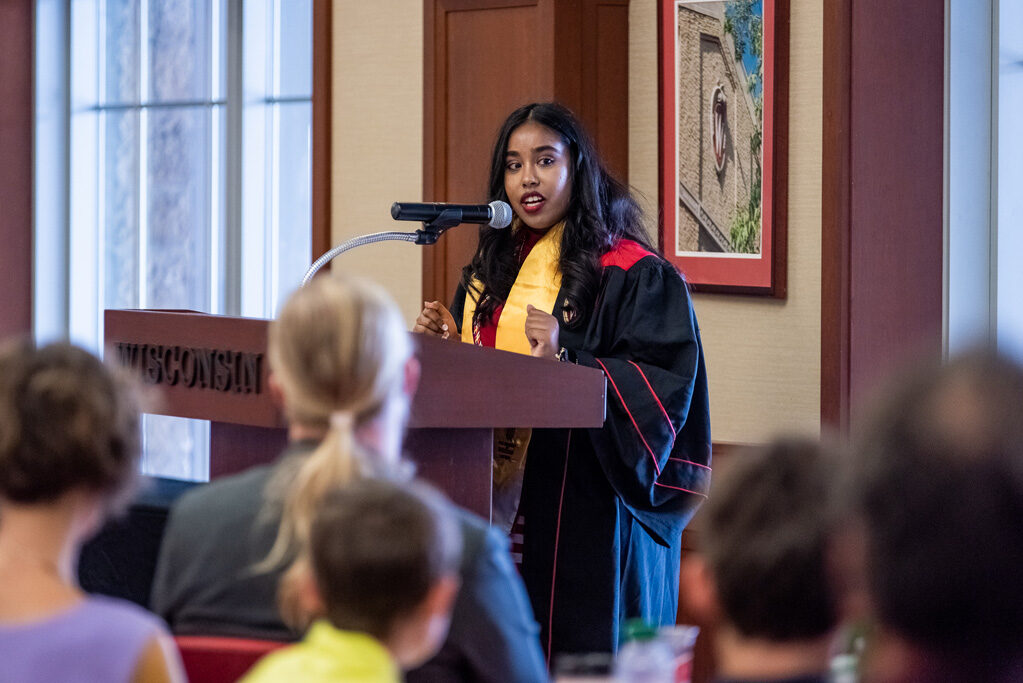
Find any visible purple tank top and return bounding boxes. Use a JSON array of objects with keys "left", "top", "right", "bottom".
[{"left": 0, "top": 595, "right": 167, "bottom": 682}]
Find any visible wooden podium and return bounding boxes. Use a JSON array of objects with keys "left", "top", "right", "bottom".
[{"left": 104, "top": 309, "right": 606, "bottom": 519}]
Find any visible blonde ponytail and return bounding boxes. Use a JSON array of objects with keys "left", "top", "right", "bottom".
[
  {"left": 277, "top": 551, "right": 317, "bottom": 631},
  {"left": 259, "top": 411, "right": 364, "bottom": 573},
  {"left": 256, "top": 275, "right": 413, "bottom": 624}
]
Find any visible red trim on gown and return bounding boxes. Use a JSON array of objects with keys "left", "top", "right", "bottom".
[{"left": 599, "top": 239, "right": 655, "bottom": 271}]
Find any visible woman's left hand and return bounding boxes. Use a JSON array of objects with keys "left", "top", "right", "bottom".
[{"left": 525, "top": 304, "right": 560, "bottom": 360}]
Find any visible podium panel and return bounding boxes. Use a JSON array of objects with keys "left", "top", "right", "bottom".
[{"left": 105, "top": 309, "right": 606, "bottom": 520}]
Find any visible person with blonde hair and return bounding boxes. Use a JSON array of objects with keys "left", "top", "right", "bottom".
[
  {"left": 0, "top": 342, "right": 184, "bottom": 683},
  {"left": 152, "top": 274, "right": 546, "bottom": 682}
]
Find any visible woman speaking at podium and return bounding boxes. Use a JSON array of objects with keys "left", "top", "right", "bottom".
[{"left": 414, "top": 102, "right": 711, "bottom": 659}]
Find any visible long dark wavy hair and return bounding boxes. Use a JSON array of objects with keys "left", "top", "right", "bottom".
[{"left": 461, "top": 102, "right": 658, "bottom": 330}]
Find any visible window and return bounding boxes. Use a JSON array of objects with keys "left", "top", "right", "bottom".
[
  {"left": 947, "top": 0, "right": 1023, "bottom": 360},
  {"left": 35, "top": 0, "right": 313, "bottom": 480},
  {"left": 995, "top": 0, "right": 1023, "bottom": 359}
]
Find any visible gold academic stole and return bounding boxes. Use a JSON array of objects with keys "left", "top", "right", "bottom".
[{"left": 461, "top": 221, "right": 564, "bottom": 531}]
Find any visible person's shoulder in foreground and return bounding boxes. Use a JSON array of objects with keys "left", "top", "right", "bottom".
[
  {"left": 243, "top": 479, "right": 463, "bottom": 683},
  {"left": 0, "top": 594, "right": 173, "bottom": 683},
  {"left": 150, "top": 457, "right": 296, "bottom": 640},
  {"left": 242, "top": 621, "right": 401, "bottom": 683},
  {"left": 0, "top": 341, "right": 185, "bottom": 683},
  {"left": 407, "top": 506, "right": 548, "bottom": 683}
]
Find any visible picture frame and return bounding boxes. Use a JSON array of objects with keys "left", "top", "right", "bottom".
[{"left": 658, "top": 0, "right": 789, "bottom": 296}]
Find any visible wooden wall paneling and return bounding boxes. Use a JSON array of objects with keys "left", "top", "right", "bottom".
[
  {"left": 445, "top": 2, "right": 554, "bottom": 295},
  {"left": 551, "top": 0, "right": 630, "bottom": 181},
  {"left": 312, "top": 0, "right": 332, "bottom": 261},
  {"left": 768, "top": 0, "right": 790, "bottom": 299},
  {"left": 821, "top": 0, "right": 852, "bottom": 430},
  {"left": 847, "top": 0, "right": 944, "bottom": 411},
  {"left": 0, "top": 0, "right": 33, "bottom": 339},
  {"left": 422, "top": 0, "right": 441, "bottom": 300},
  {"left": 552, "top": 0, "right": 584, "bottom": 119},
  {"left": 423, "top": 0, "right": 631, "bottom": 303},
  {"left": 588, "top": 1, "right": 630, "bottom": 181},
  {"left": 424, "top": 0, "right": 551, "bottom": 304},
  {"left": 822, "top": 0, "right": 944, "bottom": 429}
]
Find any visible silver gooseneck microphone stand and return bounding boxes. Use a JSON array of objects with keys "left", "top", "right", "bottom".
[{"left": 301, "top": 208, "right": 465, "bottom": 287}]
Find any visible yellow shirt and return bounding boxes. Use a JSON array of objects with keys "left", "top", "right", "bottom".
[{"left": 241, "top": 621, "right": 400, "bottom": 683}]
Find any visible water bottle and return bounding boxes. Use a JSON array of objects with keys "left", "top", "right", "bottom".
[{"left": 614, "top": 619, "right": 675, "bottom": 683}]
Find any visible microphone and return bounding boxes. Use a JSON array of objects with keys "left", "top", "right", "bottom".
[
  {"left": 304, "top": 200, "right": 512, "bottom": 284},
  {"left": 390, "top": 200, "right": 513, "bottom": 229}
]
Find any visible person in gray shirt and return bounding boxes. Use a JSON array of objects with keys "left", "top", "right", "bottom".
[{"left": 151, "top": 275, "right": 547, "bottom": 683}]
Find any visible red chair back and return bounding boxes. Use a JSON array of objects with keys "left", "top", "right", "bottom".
[{"left": 174, "top": 635, "right": 286, "bottom": 683}]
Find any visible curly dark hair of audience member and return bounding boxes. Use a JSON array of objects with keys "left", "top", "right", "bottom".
[
  {"left": 463, "top": 101, "right": 658, "bottom": 331},
  {"left": 0, "top": 341, "right": 142, "bottom": 509},
  {"left": 309, "top": 479, "right": 461, "bottom": 641},
  {"left": 702, "top": 437, "right": 839, "bottom": 642},
  {"left": 850, "top": 350, "right": 1023, "bottom": 666}
]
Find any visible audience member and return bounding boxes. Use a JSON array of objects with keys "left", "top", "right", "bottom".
[
  {"left": 151, "top": 274, "right": 547, "bottom": 682},
  {"left": 0, "top": 342, "right": 184, "bottom": 683},
  {"left": 680, "top": 438, "right": 839, "bottom": 683},
  {"left": 843, "top": 350, "right": 1023, "bottom": 683},
  {"left": 242, "top": 479, "right": 462, "bottom": 682}
]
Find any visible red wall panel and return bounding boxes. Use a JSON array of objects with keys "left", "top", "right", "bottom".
[{"left": 0, "top": 0, "right": 33, "bottom": 339}]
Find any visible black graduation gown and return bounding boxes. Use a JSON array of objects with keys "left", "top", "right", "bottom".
[{"left": 451, "top": 239, "right": 712, "bottom": 660}]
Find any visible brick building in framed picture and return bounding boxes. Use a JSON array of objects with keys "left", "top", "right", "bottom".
[{"left": 675, "top": 2, "right": 761, "bottom": 255}]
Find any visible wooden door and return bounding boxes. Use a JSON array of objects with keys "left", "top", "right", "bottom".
[{"left": 422, "top": 0, "right": 630, "bottom": 304}]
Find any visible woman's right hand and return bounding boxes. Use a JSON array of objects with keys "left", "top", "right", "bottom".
[{"left": 414, "top": 301, "right": 459, "bottom": 340}]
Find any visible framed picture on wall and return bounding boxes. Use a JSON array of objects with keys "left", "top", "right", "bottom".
[{"left": 658, "top": 0, "right": 789, "bottom": 296}]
